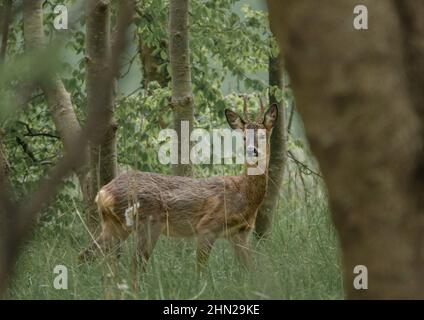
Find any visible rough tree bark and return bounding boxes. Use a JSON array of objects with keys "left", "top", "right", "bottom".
[
  {"left": 169, "top": 0, "right": 193, "bottom": 176},
  {"left": 255, "top": 51, "right": 286, "bottom": 239},
  {"left": 394, "top": 1, "right": 424, "bottom": 132},
  {"left": 23, "top": 0, "right": 90, "bottom": 202},
  {"left": 86, "top": 0, "right": 118, "bottom": 226},
  {"left": 266, "top": 0, "right": 424, "bottom": 299}
]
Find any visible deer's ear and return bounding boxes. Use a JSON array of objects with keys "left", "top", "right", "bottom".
[
  {"left": 263, "top": 103, "right": 278, "bottom": 130},
  {"left": 225, "top": 109, "right": 245, "bottom": 130}
]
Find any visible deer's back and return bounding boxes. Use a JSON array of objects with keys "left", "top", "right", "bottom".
[{"left": 97, "top": 171, "right": 254, "bottom": 237}]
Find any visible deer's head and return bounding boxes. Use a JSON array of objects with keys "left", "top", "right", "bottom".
[{"left": 225, "top": 96, "right": 278, "bottom": 174}]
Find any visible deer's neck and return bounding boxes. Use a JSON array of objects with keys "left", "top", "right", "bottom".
[{"left": 242, "top": 170, "right": 268, "bottom": 207}]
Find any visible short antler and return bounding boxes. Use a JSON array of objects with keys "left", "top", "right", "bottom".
[{"left": 256, "top": 96, "right": 265, "bottom": 122}]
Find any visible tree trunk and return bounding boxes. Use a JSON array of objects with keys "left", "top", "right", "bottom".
[
  {"left": 394, "top": 1, "right": 424, "bottom": 129},
  {"left": 169, "top": 0, "right": 193, "bottom": 176},
  {"left": 23, "top": 0, "right": 90, "bottom": 204},
  {"left": 266, "top": 0, "right": 424, "bottom": 299},
  {"left": 0, "top": 0, "right": 11, "bottom": 180},
  {"left": 85, "top": 0, "right": 118, "bottom": 226},
  {"left": 255, "top": 51, "right": 286, "bottom": 239}
]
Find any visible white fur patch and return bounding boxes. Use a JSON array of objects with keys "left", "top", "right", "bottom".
[{"left": 124, "top": 202, "right": 140, "bottom": 227}]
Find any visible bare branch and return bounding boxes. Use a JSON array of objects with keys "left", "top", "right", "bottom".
[{"left": 287, "top": 99, "right": 295, "bottom": 135}]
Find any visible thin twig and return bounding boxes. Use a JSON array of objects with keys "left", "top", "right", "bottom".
[
  {"left": 17, "top": 120, "right": 60, "bottom": 139},
  {"left": 120, "top": 49, "right": 140, "bottom": 79},
  {"left": 287, "top": 99, "right": 295, "bottom": 134},
  {"left": 287, "top": 150, "right": 323, "bottom": 179},
  {"left": 15, "top": 136, "right": 37, "bottom": 162}
]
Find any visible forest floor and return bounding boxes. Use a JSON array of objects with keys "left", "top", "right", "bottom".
[{"left": 7, "top": 188, "right": 343, "bottom": 299}]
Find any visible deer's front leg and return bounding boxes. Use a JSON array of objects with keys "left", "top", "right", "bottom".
[
  {"left": 127, "top": 219, "right": 162, "bottom": 292},
  {"left": 135, "top": 219, "right": 163, "bottom": 268},
  {"left": 230, "top": 231, "right": 252, "bottom": 270}
]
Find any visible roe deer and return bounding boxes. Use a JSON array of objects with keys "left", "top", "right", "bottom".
[{"left": 79, "top": 98, "right": 278, "bottom": 271}]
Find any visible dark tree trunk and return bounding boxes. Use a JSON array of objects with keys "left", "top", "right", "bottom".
[
  {"left": 266, "top": 0, "right": 424, "bottom": 299},
  {"left": 255, "top": 51, "right": 286, "bottom": 239},
  {"left": 169, "top": 0, "right": 193, "bottom": 177}
]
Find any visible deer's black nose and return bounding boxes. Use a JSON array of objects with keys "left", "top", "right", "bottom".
[{"left": 246, "top": 145, "right": 258, "bottom": 157}]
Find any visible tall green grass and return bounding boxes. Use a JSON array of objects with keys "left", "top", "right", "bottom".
[{"left": 7, "top": 182, "right": 343, "bottom": 300}]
